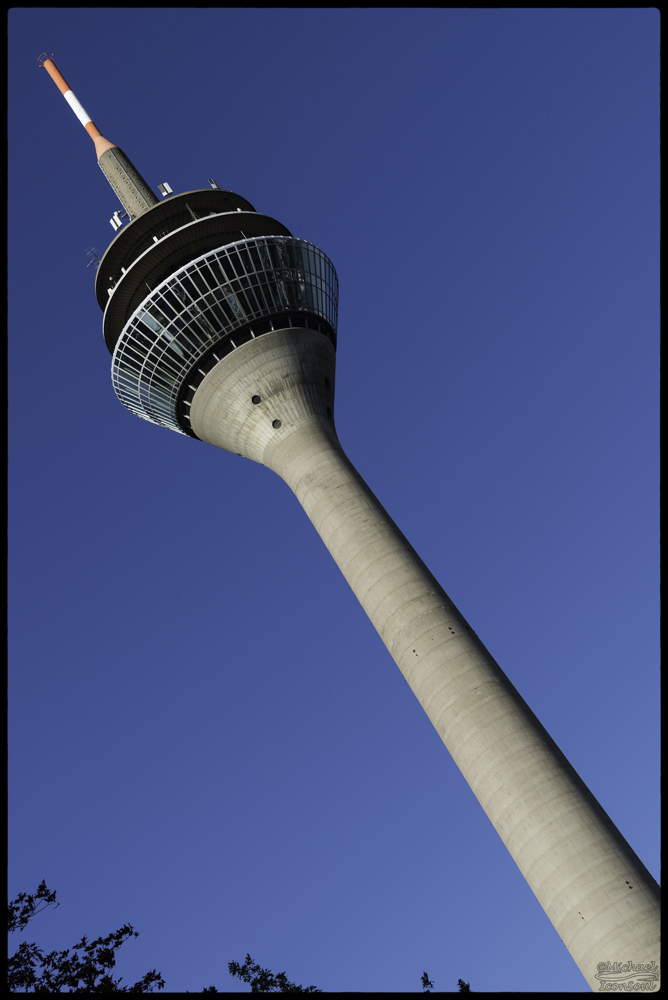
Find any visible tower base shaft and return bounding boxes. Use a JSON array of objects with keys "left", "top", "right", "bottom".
[{"left": 190, "top": 327, "right": 660, "bottom": 991}]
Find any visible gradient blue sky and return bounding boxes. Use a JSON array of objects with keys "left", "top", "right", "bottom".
[{"left": 9, "top": 8, "right": 659, "bottom": 993}]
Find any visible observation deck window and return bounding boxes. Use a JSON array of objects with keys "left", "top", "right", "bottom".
[
  {"left": 179, "top": 275, "right": 199, "bottom": 302},
  {"left": 170, "top": 283, "right": 189, "bottom": 308},
  {"left": 190, "top": 270, "right": 210, "bottom": 296}
]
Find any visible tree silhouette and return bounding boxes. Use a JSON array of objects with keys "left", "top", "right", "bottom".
[
  {"left": 7, "top": 882, "right": 165, "bottom": 993},
  {"left": 422, "top": 971, "right": 472, "bottom": 993},
  {"left": 9, "top": 882, "right": 472, "bottom": 992},
  {"left": 8, "top": 880, "right": 59, "bottom": 934},
  {"left": 227, "top": 954, "right": 322, "bottom": 993}
]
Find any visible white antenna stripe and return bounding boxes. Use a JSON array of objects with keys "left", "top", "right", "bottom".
[{"left": 63, "top": 89, "right": 93, "bottom": 128}]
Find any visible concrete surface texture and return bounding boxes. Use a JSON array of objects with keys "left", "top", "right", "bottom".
[
  {"left": 98, "top": 146, "right": 159, "bottom": 220},
  {"left": 190, "top": 325, "right": 660, "bottom": 991}
]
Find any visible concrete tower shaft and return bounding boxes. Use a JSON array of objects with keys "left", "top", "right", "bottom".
[{"left": 189, "top": 328, "right": 661, "bottom": 992}]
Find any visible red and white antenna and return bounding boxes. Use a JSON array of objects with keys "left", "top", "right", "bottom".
[
  {"left": 37, "top": 52, "right": 116, "bottom": 161},
  {"left": 37, "top": 52, "right": 159, "bottom": 221}
]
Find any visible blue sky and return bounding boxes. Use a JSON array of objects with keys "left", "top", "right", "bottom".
[{"left": 8, "top": 8, "right": 659, "bottom": 993}]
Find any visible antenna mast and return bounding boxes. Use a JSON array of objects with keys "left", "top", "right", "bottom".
[{"left": 37, "top": 52, "right": 159, "bottom": 221}]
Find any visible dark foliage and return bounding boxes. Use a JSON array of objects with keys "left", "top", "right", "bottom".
[
  {"left": 7, "top": 882, "right": 165, "bottom": 993},
  {"left": 422, "top": 970, "right": 472, "bottom": 993},
  {"left": 9, "top": 883, "right": 471, "bottom": 993},
  {"left": 8, "top": 880, "right": 59, "bottom": 934},
  {"left": 228, "top": 953, "right": 322, "bottom": 993}
]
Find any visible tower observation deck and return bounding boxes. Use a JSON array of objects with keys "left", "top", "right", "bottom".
[
  {"left": 39, "top": 54, "right": 660, "bottom": 992},
  {"left": 95, "top": 185, "right": 338, "bottom": 438}
]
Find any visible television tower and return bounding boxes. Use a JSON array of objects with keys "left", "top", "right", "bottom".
[{"left": 38, "top": 54, "right": 660, "bottom": 991}]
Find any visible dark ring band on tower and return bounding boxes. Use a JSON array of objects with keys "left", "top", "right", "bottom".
[{"left": 174, "top": 311, "right": 336, "bottom": 437}]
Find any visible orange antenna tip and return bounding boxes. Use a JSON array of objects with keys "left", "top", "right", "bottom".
[{"left": 37, "top": 52, "right": 116, "bottom": 159}]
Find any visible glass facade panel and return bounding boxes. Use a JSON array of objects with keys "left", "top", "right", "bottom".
[
  {"left": 179, "top": 276, "right": 199, "bottom": 301},
  {"left": 248, "top": 244, "right": 263, "bottom": 273},
  {"left": 122, "top": 342, "right": 147, "bottom": 366},
  {"left": 132, "top": 328, "right": 155, "bottom": 350},
  {"left": 161, "top": 290, "right": 183, "bottom": 315},
  {"left": 157, "top": 299, "right": 177, "bottom": 322},
  {"left": 266, "top": 242, "right": 280, "bottom": 270},
  {"left": 148, "top": 304, "right": 171, "bottom": 328},
  {"left": 241, "top": 283, "right": 261, "bottom": 314},
  {"left": 191, "top": 270, "right": 210, "bottom": 296},
  {"left": 215, "top": 257, "right": 236, "bottom": 283},
  {"left": 200, "top": 263, "right": 219, "bottom": 291},
  {"left": 118, "top": 354, "right": 142, "bottom": 375},
  {"left": 182, "top": 320, "right": 208, "bottom": 347},
  {"left": 252, "top": 278, "right": 272, "bottom": 314},
  {"left": 258, "top": 243, "right": 272, "bottom": 273},
  {"left": 162, "top": 341, "right": 187, "bottom": 363},
  {"left": 226, "top": 250, "right": 244, "bottom": 278},
  {"left": 224, "top": 289, "right": 245, "bottom": 321},
  {"left": 304, "top": 247, "right": 314, "bottom": 277},
  {"left": 237, "top": 246, "right": 253, "bottom": 275},
  {"left": 170, "top": 283, "right": 189, "bottom": 307},
  {"left": 214, "top": 295, "right": 237, "bottom": 325}
]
